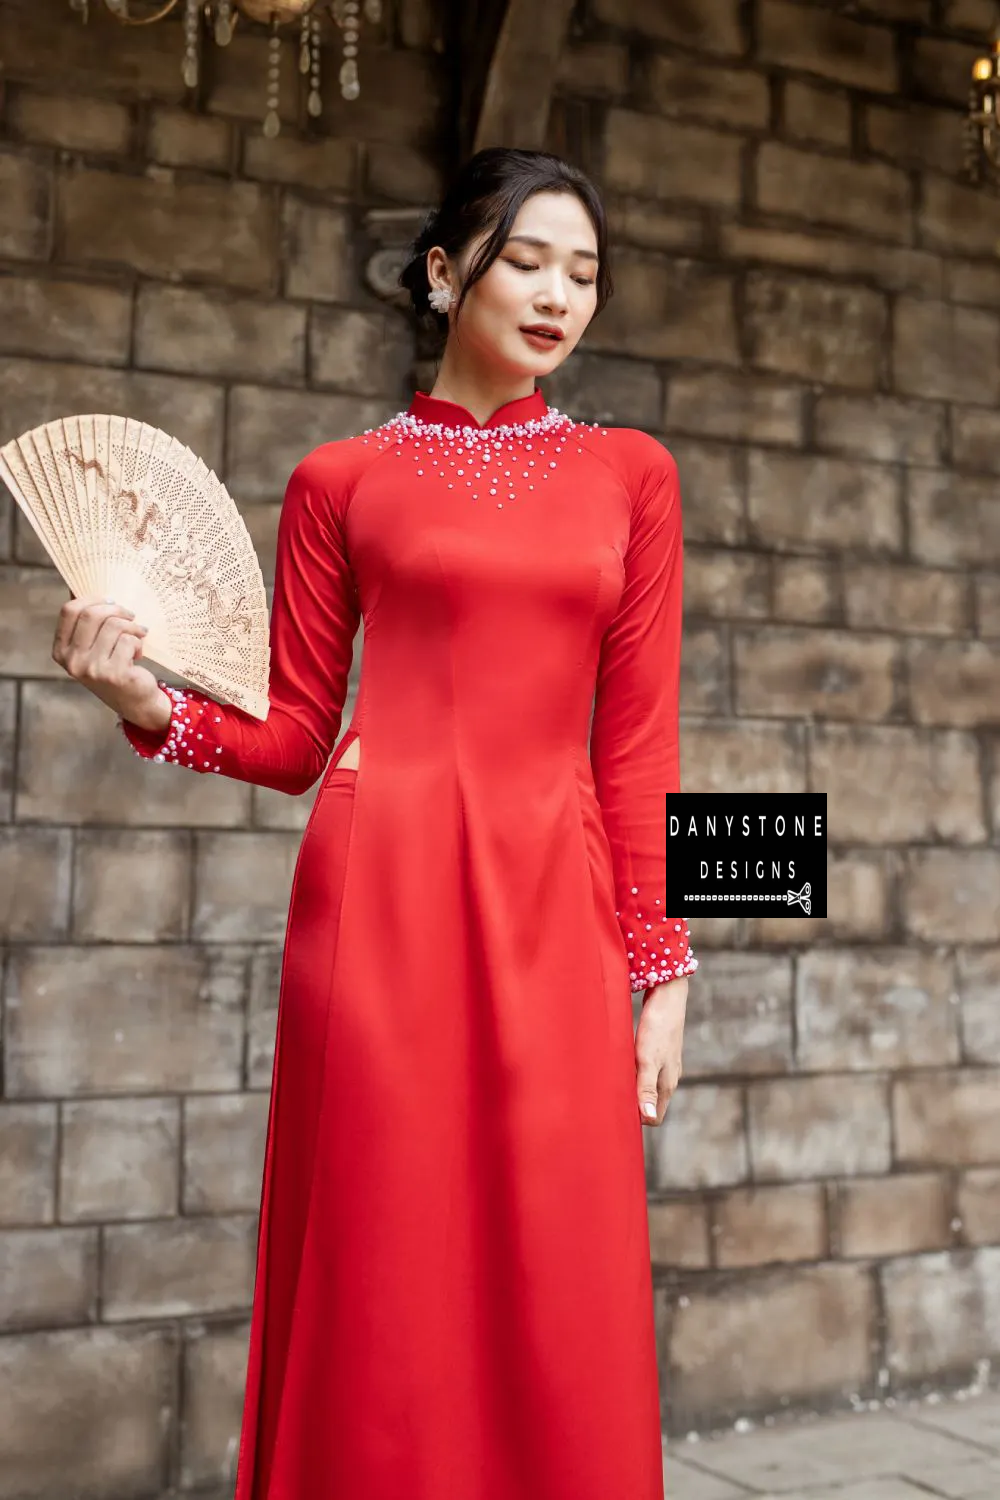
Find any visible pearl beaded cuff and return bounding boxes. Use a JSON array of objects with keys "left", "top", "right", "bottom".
[
  {"left": 119, "top": 682, "right": 225, "bottom": 773},
  {"left": 616, "top": 887, "right": 698, "bottom": 991}
]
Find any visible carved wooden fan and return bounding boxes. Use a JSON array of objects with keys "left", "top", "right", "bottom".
[{"left": 0, "top": 415, "right": 270, "bottom": 719}]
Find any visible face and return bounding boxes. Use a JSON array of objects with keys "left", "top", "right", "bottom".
[{"left": 427, "top": 190, "right": 600, "bottom": 377}]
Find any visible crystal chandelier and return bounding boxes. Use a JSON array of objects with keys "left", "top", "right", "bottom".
[
  {"left": 966, "top": 18, "right": 1000, "bottom": 187},
  {"left": 66, "top": 0, "right": 382, "bottom": 135}
]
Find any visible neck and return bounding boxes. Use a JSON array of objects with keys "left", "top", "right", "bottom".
[{"left": 427, "top": 347, "right": 537, "bottom": 429}]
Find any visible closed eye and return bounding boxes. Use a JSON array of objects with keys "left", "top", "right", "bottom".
[{"left": 506, "top": 259, "right": 595, "bottom": 288}]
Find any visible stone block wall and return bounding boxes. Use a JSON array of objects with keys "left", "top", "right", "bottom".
[{"left": 1, "top": 0, "right": 999, "bottom": 1489}]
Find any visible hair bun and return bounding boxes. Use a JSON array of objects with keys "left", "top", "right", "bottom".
[
  {"left": 399, "top": 210, "right": 445, "bottom": 321},
  {"left": 398, "top": 247, "right": 436, "bottom": 320}
]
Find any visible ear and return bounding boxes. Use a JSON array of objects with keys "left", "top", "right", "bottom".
[{"left": 425, "top": 246, "right": 449, "bottom": 286}]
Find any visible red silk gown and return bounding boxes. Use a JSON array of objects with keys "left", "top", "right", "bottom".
[{"left": 122, "top": 387, "right": 698, "bottom": 1500}]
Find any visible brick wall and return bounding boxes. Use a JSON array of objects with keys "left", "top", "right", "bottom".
[{"left": 1, "top": 0, "right": 999, "bottom": 1489}]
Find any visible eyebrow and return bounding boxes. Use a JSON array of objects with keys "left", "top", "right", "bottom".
[{"left": 505, "top": 233, "right": 600, "bottom": 265}]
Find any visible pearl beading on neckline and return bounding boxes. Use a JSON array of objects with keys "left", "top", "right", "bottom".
[
  {"left": 381, "top": 408, "right": 573, "bottom": 445},
  {"left": 360, "top": 408, "right": 609, "bottom": 507},
  {"left": 615, "top": 888, "right": 698, "bottom": 990}
]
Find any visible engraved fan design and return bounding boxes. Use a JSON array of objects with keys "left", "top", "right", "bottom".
[{"left": 0, "top": 415, "right": 270, "bottom": 719}]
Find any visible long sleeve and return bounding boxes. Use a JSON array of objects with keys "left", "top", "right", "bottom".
[
  {"left": 121, "top": 446, "right": 361, "bottom": 794},
  {"left": 589, "top": 434, "right": 698, "bottom": 994}
]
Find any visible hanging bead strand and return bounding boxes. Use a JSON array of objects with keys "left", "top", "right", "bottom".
[
  {"left": 263, "top": 17, "right": 282, "bottom": 138},
  {"left": 181, "top": 0, "right": 200, "bottom": 90},
  {"left": 214, "top": 0, "right": 234, "bottom": 46},
  {"left": 308, "top": 9, "right": 323, "bottom": 118},
  {"left": 334, "top": 0, "right": 360, "bottom": 101}
]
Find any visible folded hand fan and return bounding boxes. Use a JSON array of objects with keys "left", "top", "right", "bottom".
[{"left": 0, "top": 415, "right": 270, "bottom": 719}]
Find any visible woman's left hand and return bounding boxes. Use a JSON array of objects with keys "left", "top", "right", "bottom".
[{"left": 635, "top": 976, "right": 688, "bottom": 1126}]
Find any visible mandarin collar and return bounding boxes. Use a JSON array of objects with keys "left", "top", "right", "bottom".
[{"left": 406, "top": 388, "right": 548, "bottom": 430}]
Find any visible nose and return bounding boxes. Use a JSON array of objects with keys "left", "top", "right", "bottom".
[{"left": 535, "top": 272, "right": 570, "bottom": 315}]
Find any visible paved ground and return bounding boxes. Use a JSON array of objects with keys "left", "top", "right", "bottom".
[{"left": 663, "top": 1383, "right": 1000, "bottom": 1498}]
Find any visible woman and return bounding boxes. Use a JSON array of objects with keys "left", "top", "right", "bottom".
[{"left": 51, "top": 147, "right": 698, "bottom": 1500}]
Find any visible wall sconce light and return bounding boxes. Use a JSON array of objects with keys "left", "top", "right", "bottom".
[{"left": 966, "top": 22, "right": 1000, "bottom": 186}]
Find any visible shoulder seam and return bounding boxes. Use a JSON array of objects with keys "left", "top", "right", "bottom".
[
  {"left": 342, "top": 428, "right": 401, "bottom": 526},
  {"left": 572, "top": 424, "right": 636, "bottom": 513},
  {"left": 298, "top": 426, "right": 400, "bottom": 527},
  {"left": 573, "top": 423, "right": 675, "bottom": 515}
]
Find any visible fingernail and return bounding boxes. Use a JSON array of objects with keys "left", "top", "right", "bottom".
[{"left": 642, "top": 1101, "right": 656, "bottom": 1118}]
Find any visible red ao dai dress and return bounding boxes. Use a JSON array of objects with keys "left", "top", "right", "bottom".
[{"left": 122, "top": 387, "right": 698, "bottom": 1500}]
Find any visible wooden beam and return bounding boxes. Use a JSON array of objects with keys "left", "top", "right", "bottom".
[{"left": 472, "top": 0, "right": 577, "bottom": 152}]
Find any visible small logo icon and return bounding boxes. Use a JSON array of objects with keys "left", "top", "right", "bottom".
[{"left": 785, "top": 882, "right": 811, "bottom": 914}]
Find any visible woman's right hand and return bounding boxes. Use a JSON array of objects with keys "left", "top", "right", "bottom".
[{"left": 52, "top": 596, "right": 172, "bottom": 733}]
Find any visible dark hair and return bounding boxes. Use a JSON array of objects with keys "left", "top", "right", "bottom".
[{"left": 398, "top": 147, "right": 613, "bottom": 342}]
